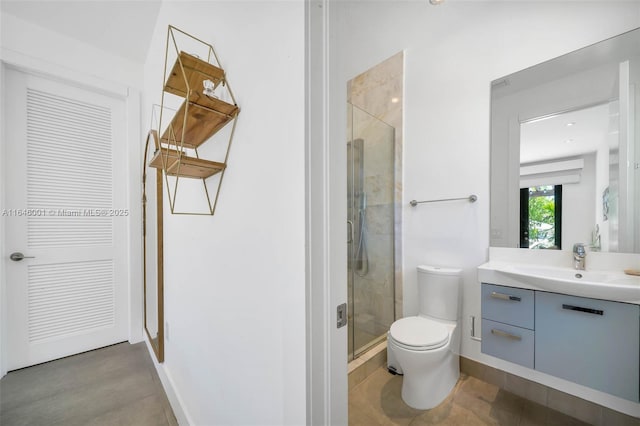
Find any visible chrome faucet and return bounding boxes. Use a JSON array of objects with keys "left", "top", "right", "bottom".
[{"left": 572, "top": 243, "right": 586, "bottom": 270}]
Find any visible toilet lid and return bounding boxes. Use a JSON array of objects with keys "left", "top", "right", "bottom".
[{"left": 389, "top": 317, "right": 449, "bottom": 349}]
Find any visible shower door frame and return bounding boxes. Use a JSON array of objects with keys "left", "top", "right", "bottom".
[{"left": 347, "top": 103, "right": 396, "bottom": 362}]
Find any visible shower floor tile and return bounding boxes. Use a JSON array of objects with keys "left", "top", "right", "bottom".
[{"left": 348, "top": 366, "right": 592, "bottom": 426}]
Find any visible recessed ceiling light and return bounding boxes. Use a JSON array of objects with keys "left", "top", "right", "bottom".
[
  {"left": 564, "top": 139, "right": 575, "bottom": 144},
  {"left": 429, "top": 0, "right": 444, "bottom": 4},
  {"left": 567, "top": 122, "right": 576, "bottom": 127},
  {"left": 391, "top": 97, "right": 400, "bottom": 103}
]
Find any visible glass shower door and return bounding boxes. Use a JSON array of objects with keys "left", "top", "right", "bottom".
[{"left": 347, "top": 103, "right": 395, "bottom": 361}]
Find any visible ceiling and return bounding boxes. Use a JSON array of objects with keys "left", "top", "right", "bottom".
[
  {"left": 1, "top": 0, "right": 619, "bottom": 165},
  {"left": 0, "top": 0, "right": 161, "bottom": 63},
  {"left": 520, "top": 102, "right": 615, "bottom": 164},
  {"left": 491, "top": 28, "right": 638, "bottom": 100}
]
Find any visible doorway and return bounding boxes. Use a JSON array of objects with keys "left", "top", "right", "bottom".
[{"left": 2, "top": 67, "right": 129, "bottom": 370}]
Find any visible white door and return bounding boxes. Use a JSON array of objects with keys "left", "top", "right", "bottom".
[{"left": 3, "top": 67, "right": 128, "bottom": 370}]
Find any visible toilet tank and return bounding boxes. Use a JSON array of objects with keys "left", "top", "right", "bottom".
[{"left": 417, "top": 265, "right": 461, "bottom": 321}]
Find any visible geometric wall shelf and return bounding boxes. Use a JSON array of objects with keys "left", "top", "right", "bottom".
[
  {"left": 148, "top": 25, "right": 240, "bottom": 215},
  {"left": 149, "top": 148, "right": 226, "bottom": 179}
]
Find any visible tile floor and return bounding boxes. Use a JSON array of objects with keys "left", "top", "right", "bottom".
[
  {"left": 348, "top": 366, "right": 637, "bottom": 426},
  {"left": 0, "top": 342, "right": 176, "bottom": 426}
]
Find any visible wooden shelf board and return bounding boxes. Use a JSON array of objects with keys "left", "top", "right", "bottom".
[
  {"left": 164, "top": 52, "right": 225, "bottom": 98},
  {"left": 149, "top": 148, "right": 225, "bottom": 179},
  {"left": 160, "top": 99, "right": 239, "bottom": 149}
]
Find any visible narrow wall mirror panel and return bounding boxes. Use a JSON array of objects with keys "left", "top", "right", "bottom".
[{"left": 143, "top": 130, "right": 164, "bottom": 362}]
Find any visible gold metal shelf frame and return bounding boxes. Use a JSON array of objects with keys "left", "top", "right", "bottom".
[{"left": 150, "top": 25, "right": 240, "bottom": 215}]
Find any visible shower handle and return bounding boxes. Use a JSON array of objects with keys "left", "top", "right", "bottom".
[{"left": 347, "top": 220, "right": 354, "bottom": 243}]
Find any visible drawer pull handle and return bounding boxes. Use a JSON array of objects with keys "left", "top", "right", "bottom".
[
  {"left": 562, "top": 304, "right": 603, "bottom": 316},
  {"left": 490, "top": 291, "right": 521, "bottom": 302},
  {"left": 491, "top": 328, "right": 522, "bottom": 341}
]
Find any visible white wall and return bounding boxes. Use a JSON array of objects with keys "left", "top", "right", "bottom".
[
  {"left": 0, "top": 12, "right": 143, "bottom": 89},
  {"left": 331, "top": 0, "right": 640, "bottom": 414},
  {"left": 142, "top": 2, "right": 306, "bottom": 425}
]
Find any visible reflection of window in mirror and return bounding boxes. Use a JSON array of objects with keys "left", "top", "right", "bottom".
[{"left": 520, "top": 185, "right": 562, "bottom": 250}]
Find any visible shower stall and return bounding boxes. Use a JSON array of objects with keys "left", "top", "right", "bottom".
[{"left": 347, "top": 103, "right": 396, "bottom": 361}]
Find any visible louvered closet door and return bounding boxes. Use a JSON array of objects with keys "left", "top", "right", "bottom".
[{"left": 4, "top": 68, "right": 128, "bottom": 370}]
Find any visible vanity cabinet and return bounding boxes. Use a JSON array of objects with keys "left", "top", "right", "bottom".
[
  {"left": 481, "top": 284, "right": 535, "bottom": 368},
  {"left": 481, "top": 283, "right": 640, "bottom": 402},
  {"left": 535, "top": 292, "right": 639, "bottom": 402}
]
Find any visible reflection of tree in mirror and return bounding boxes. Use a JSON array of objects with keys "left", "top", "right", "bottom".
[{"left": 528, "top": 186, "right": 556, "bottom": 249}]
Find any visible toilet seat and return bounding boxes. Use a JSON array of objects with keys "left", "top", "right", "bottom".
[{"left": 389, "top": 317, "right": 449, "bottom": 351}]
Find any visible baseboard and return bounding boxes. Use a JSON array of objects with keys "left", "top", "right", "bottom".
[
  {"left": 144, "top": 338, "right": 192, "bottom": 426},
  {"left": 460, "top": 356, "right": 640, "bottom": 424},
  {"left": 348, "top": 340, "right": 388, "bottom": 391}
]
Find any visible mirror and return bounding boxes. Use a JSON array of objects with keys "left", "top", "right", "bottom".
[
  {"left": 490, "top": 28, "right": 640, "bottom": 253},
  {"left": 143, "top": 130, "right": 164, "bottom": 362}
]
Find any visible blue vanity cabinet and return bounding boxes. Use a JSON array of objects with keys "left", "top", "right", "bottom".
[
  {"left": 535, "top": 291, "right": 640, "bottom": 402},
  {"left": 481, "top": 284, "right": 535, "bottom": 368}
]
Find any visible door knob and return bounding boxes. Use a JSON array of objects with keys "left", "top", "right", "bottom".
[{"left": 10, "top": 252, "right": 35, "bottom": 261}]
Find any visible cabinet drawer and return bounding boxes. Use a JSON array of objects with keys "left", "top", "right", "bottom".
[
  {"left": 535, "top": 292, "right": 640, "bottom": 402},
  {"left": 481, "top": 319, "right": 534, "bottom": 368},
  {"left": 481, "top": 283, "right": 534, "bottom": 329}
]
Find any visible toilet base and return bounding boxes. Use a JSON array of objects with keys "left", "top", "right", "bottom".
[{"left": 399, "top": 349, "right": 459, "bottom": 410}]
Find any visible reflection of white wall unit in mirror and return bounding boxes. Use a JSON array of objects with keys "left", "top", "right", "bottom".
[
  {"left": 618, "top": 59, "right": 640, "bottom": 253},
  {"left": 595, "top": 106, "right": 615, "bottom": 251},
  {"left": 519, "top": 158, "right": 584, "bottom": 188},
  {"left": 563, "top": 153, "right": 596, "bottom": 248}
]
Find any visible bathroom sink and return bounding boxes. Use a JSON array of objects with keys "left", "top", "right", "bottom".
[
  {"left": 501, "top": 264, "right": 615, "bottom": 285},
  {"left": 478, "top": 262, "right": 640, "bottom": 303}
]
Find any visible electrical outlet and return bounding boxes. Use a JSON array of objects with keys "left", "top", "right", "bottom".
[{"left": 165, "top": 322, "right": 169, "bottom": 340}]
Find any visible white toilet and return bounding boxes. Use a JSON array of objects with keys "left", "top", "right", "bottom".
[{"left": 387, "top": 265, "right": 461, "bottom": 410}]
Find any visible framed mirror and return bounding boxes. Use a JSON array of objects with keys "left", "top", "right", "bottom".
[
  {"left": 490, "top": 28, "right": 640, "bottom": 253},
  {"left": 143, "top": 130, "right": 164, "bottom": 362}
]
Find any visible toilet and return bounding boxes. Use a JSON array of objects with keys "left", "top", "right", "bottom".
[{"left": 387, "top": 265, "right": 461, "bottom": 410}]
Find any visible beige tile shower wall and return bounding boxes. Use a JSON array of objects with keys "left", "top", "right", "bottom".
[{"left": 349, "top": 52, "right": 404, "bottom": 331}]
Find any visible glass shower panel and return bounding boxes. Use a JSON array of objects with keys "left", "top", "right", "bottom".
[{"left": 347, "top": 103, "right": 395, "bottom": 361}]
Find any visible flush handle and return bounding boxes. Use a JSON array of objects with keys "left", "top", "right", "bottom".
[
  {"left": 336, "top": 303, "right": 347, "bottom": 328},
  {"left": 490, "top": 291, "right": 521, "bottom": 302}
]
